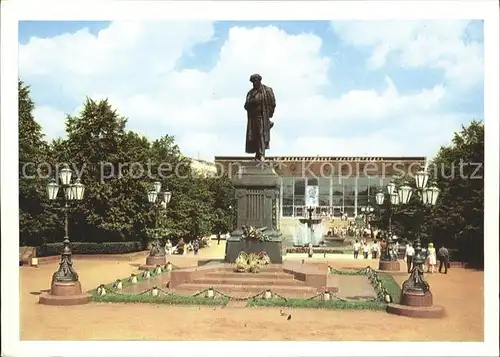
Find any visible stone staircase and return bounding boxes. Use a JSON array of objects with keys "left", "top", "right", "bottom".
[{"left": 171, "top": 265, "right": 319, "bottom": 298}]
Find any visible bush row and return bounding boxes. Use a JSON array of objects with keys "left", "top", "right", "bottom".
[
  {"left": 247, "top": 298, "right": 387, "bottom": 310},
  {"left": 92, "top": 293, "right": 229, "bottom": 306},
  {"left": 37, "top": 241, "right": 143, "bottom": 257}
]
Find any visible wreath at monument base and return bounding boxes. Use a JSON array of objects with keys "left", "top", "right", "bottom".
[
  {"left": 234, "top": 251, "right": 271, "bottom": 273},
  {"left": 241, "top": 225, "right": 271, "bottom": 242}
]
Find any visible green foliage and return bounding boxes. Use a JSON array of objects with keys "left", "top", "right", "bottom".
[
  {"left": 37, "top": 241, "right": 143, "bottom": 257},
  {"left": 91, "top": 293, "right": 229, "bottom": 306},
  {"left": 247, "top": 298, "right": 387, "bottom": 310},
  {"left": 19, "top": 80, "right": 235, "bottom": 249},
  {"left": 377, "top": 121, "right": 484, "bottom": 268},
  {"left": 377, "top": 273, "right": 401, "bottom": 304},
  {"left": 18, "top": 80, "right": 54, "bottom": 246}
]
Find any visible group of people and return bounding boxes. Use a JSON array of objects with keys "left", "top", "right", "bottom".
[
  {"left": 353, "top": 239, "right": 383, "bottom": 259},
  {"left": 164, "top": 237, "right": 209, "bottom": 256},
  {"left": 350, "top": 237, "right": 451, "bottom": 275},
  {"left": 404, "top": 242, "right": 450, "bottom": 274}
]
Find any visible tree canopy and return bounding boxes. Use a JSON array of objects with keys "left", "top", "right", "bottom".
[
  {"left": 376, "top": 121, "right": 484, "bottom": 267},
  {"left": 19, "top": 83, "right": 234, "bottom": 248}
]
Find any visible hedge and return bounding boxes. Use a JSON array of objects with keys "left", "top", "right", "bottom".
[
  {"left": 37, "top": 241, "right": 143, "bottom": 257},
  {"left": 92, "top": 293, "right": 229, "bottom": 306},
  {"left": 247, "top": 298, "right": 387, "bottom": 310}
]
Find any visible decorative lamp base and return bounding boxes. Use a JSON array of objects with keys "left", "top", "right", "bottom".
[
  {"left": 145, "top": 255, "right": 167, "bottom": 267},
  {"left": 400, "top": 290, "right": 433, "bottom": 307},
  {"left": 378, "top": 260, "right": 401, "bottom": 271},
  {"left": 39, "top": 280, "right": 91, "bottom": 306},
  {"left": 386, "top": 303, "right": 446, "bottom": 318}
]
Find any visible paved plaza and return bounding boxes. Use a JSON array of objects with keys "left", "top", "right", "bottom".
[{"left": 20, "top": 242, "right": 484, "bottom": 341}]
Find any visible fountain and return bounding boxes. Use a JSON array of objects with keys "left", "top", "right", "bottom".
[{"left": 294, "top": 207, "right": 322, "bottom": 246}]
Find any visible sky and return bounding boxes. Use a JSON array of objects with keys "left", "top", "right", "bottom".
[{"left": 18, "top": 20, "right": 484, "bottom": 161}]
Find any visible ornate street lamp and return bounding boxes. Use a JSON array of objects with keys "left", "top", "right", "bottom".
[
  {"left": 360, "top": 205, "right": 374, "bottom": 228},
  {"left": 376, "top": 171, "right": 440, "bottom": 272},
  {"left": 143, "top": 181, "right": 172, "bottom": 268},
  {"left": 400, "top": 171, "right": 440, "bottom": 307},
  {"left": 375, "top": 181, "right": 401, "bottom": 270},
  {"left": 39, "top": 166, "right": 90, "bottom": 305}
]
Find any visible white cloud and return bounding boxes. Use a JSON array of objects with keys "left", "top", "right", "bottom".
[
  {"left": 33, "top": 105, "right": 68, "bottom": 140},
  {"left": 331, "top": 20, "right": 484, "bottom": 88},
  {"left": 19, "top": 22, "right": 479, "bottom": 161}
]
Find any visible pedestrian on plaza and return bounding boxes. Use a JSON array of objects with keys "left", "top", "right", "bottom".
[
  {"left": 165, "top": 239, "right": 173, "bottom": 255},
  {"left": 353, "top": 240, "right": 360, "bottom": 259},
  {"left": 404, "top": 242, "right": 415, "bottom": 273},
  {"left": 371, "top": 240, "right": 380, "bottom": 259},
  {"left": 193, "top": 239, "right": 200, "bottom": 256},
  {"left": 426, "top": 242, "right": 437, "bottom": 273},
  {"left": 363, "top": 242, "right": 370, "bottom": 259},
  {"left": 308, "top": 242, "right": 314, "bottom": 258},
  {"left": 176, "top": 238, "right": 185, "bottom": 255},
  {"left": 438, "top": 244, "right": 450, "bottom": 274},
  {"left": 217, "top": 233, "right": 221, "bottom": 245}
]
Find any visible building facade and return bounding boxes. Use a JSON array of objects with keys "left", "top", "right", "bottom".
[{"left": 214, "top": 156, "right": 426, "bottom": 219}]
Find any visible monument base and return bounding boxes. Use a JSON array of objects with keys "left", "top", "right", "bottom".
[
  {"left": 378, "top": 260, "right": 401, "bottom": 271},
  {"left": 225, "top": 236, "right": 285, "bottom": 264},
  {"left": 386, "top": 303, "right": 446, "bottom": 318},
  {"left": 39, "top": 280, "right": 91, "bottom": 306},
  {"left": 145, "top": 255, "right": 167, "bottom": 267}
]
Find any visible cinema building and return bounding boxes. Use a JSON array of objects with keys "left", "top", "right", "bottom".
[{"left": 214, "top": 156, "right": 426, "bottom": 237}]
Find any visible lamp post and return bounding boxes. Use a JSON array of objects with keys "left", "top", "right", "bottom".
[
  {"left": 360, "top": 205, "right": 374, "bottom": 228},
  {"left": 39, "top": 166, "right": 91, "bottom": 305},
  {"left": 143, "top": 181, "right": 172, "bottom": 268},
  {"left": 397, "top": 171, "right": 440, "bottom": 308},
  {"left": 376, "top": 182, "right": 401, "bottom": 270}
]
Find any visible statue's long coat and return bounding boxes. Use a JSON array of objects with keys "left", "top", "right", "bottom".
[{"left": 244, "top": 85, "right": 276, "bottom": 154}]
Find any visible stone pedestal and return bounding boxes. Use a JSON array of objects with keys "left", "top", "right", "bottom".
[
  {"left": 225, "top": 162, "right": 284, "bottom": 264},
  {"left": 39, "top": 280, "right": 91, "bottom": 306},
  {"left": 386, "top": 287, "right": 446, "bottom": 318},
  {"left": 378, "top": 260, "right": 401, "bottom": 271},
  {"left": 140, "top": 255, "right": 167, "bottom": 270}
]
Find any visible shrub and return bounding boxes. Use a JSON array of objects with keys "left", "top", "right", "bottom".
[
  {"left": 92, "top": 293, "right": 229, "bottom": 306},
  {"left": 247, "top": 298, "right": 386, "bottom": 310},
  {"left": 377, "top": 273, "right": 402, "bottom": 304},
  {"left": 37, "top": 241, "right": 143, "bottom": 257}
]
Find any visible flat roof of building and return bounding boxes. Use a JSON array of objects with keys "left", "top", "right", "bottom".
[{"left": 214, "top": 156, "right": 426, "bottom": 162}]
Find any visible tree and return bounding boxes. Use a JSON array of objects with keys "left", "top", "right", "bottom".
[
  {"left": 18, "top": 80, "right": 52, "bottom": 246},
  {"left": 208, "top": 175, "right": 235, "bottom": 236},
  {"left": 426, "top": 120, "right": 484, "bottom": 267},
  {"left": 392, "top": 121, "right": 484, "bottom": 267}
]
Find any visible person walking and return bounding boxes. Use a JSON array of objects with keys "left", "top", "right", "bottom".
[
  {"left": 308, "top": 242, "right": 314, "bottom": 258},
  {"left": 438, "top": 244, "right": 450, "bottom": 274},
  {"left": 193, "top": 239, "right": 200, "bottom": 256},
  {"left": 363, "top": 242, "right": 370, "bottom": 259},
  {"left": 426, "top": 243, "right": 437, "bottom": 273},
  {"left": 353, "top": 240, "right": 360, "bottom": 259},
  {"left": 371, "top": 240, "right": 380, "bottom": 259},
  {"left": 405, "top": 243, "right": 415, "bottom": 273},
  {"left": 165, "top": 239, "right": 173, "bottom": 255}
]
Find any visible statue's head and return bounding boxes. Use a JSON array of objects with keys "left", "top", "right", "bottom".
[{"left": 249, "top": 73, "right": 262, "bottom": 89}]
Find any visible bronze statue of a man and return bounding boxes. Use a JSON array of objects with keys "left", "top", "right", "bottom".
[{"left": 244, "top": 74, "right": 276, "bottom": 161}]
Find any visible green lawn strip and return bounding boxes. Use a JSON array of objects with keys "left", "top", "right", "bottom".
[
  {"left": 328, "top": 267, "right": 402, "bottom": 304},
  {"left": 377, "top": 273, "right": 402, "bottom": 304},
  {"left": 92, "top": 293, "right": 229, "bottom": 306},
  {"left": 247, "top": 298, "right": 386, "bottom": 311},
  {"left": 87, "top": 268, "right": 173, "bottom": 295}
]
